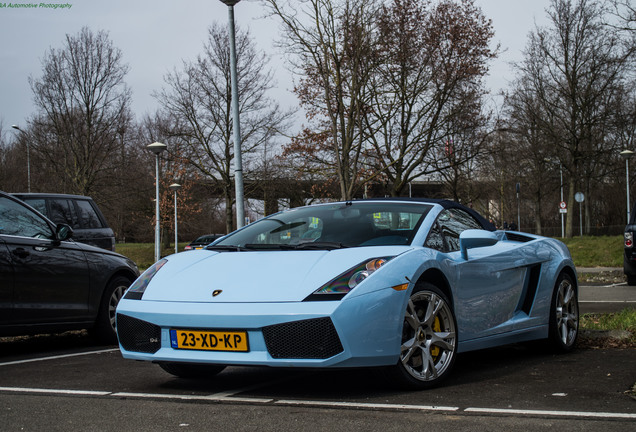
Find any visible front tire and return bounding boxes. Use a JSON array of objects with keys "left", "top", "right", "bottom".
[
  {"left": 548, "top": 273, "right": 579, "bottom": 352},
  {"left": 387, "top": 283, "right": 457, "bottom": 389},
  {"left": 93, "top": 276, "right": 131, "bottom": 344}
]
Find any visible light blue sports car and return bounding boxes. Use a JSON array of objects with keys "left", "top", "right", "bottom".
[{"left": 116, "top": 199, "right": 579, "bottom": 389}]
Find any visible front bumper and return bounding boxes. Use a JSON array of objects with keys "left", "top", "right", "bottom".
[{"left": 116, "top": 287, "right": 406, "bottom": 368}]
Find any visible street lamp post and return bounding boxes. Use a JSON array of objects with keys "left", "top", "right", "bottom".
[
  {"left": 219, "top": 0, "right": 245, "bottom": 229},
  {"left": 621, "top": 149, "right": 634, "bottom": 224},
  {"left": 148, "top": 142, "right": 167, "bottom": 262},
  {"left": 169, "top": 183, "right": 182, "bottom": 254},
  {"left": 558, "top": 162, "right": 564, "bottom": 238},
  {"left": 11, "top": 125, "right": 30, "bottom": 192}
]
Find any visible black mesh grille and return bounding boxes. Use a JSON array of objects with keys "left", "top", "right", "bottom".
[
  {"left": 262, "top": 317, "right": 344, "bottom": 359},
  {"left": 117, "top": 314, "right": 161, "bottom": 354}
]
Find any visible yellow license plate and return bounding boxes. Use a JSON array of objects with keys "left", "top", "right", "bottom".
[{"left": 170, "top": 329, "right": 249, "bottom": 352}]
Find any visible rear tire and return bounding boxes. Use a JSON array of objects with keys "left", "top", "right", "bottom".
[
  {"left": 386, "top": 283, "right": 457, "bottom": 389},
  {"left": 548, "top": 273, "right": 579, "bottom": 352},
  {"left": 159, "top": 362, "right": 226, "bottom": 379}
]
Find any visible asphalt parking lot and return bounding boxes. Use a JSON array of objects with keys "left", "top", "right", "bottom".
[{"left": 0, "top": 328, "right": 634, "bottom": 431}]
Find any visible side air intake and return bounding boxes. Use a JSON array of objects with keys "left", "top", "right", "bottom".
[
  {"left": 263, "top": 317, "right": 344, "bottom": 359},
  {"left": 117, "top": 314, "right": 161, "bottom": 354}
]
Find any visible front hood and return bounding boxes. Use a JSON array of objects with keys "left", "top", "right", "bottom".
[{"left": 141, "top": 247, "right": 409, "bottom": 303}]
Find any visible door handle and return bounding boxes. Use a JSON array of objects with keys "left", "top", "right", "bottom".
[{"left": 12, "top": 248, "right": 30, "bottom": 259}]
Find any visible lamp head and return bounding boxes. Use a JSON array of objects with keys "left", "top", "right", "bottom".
[{"left": 147, "top": 142, "right": 167, "bottom": 155}]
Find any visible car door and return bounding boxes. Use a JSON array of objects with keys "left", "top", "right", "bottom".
[
  {"left": 427, "top": 208, "right": 526, "bottom": 340},
  {"left": 0, "top": 196, "right": 90, "bottom": 324}
]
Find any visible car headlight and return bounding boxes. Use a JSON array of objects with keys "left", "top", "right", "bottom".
[
  {"left": 123, "top": 259, "right": 167, "bottom": 300},
  {"left": 304, "top": 257, "right": 393, "bottom": 301}
]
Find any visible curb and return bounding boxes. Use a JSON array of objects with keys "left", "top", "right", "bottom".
[{"left": 576, "top": 267, "right": 622, "bottom": 274}]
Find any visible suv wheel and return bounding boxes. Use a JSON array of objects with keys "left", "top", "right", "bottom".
[{"left": 92, "top": 276, "right": 132, "bottom": 344}]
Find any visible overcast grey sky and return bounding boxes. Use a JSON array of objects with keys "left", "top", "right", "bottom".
[{"left": 0, "top": 0, "right": 553, "bottom": 134}]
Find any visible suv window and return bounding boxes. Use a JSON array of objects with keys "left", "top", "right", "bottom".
[
  {"left": 76, "top": 200, "right": 103, "bottom": 229},
  {"left": 50, "top": 198, "right": 79, "bottom": 229},
  {"left": 25, "top": 198, "right": 46, "bottom": 215},
  {"left": 0, "top": 197, "right": 53, "bottom": 239}
]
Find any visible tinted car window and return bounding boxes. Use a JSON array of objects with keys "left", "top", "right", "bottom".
[
  {"left": 50, "top": 198, "right": 79, "bottom": 228},
  {"left": 0, "top": 197, "right": 53, "bottom": 239},
  {"left": 424, "top": 222, "right": 445, "bottom": 251},
  {"left": 434, "top": 208, "right": 483, "bottom": 252},
  {"left": 25, "top": 198, "right": 46, "bottom": 215},
  {"left": 76, "top": 200, "right": 103, "bottom": 229}
]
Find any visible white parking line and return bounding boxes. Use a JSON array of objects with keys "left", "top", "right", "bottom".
[
  {"left": 275, "top": 399, "right": 459, "bottom": 412},
  {"left": 111, "top": 391, "right": 273, "bottom": 404},
  {"left": 1, "top": 386, "right": 634, "bottom": 420},
  {"left": 0, "top": 348, "right": 118, "bottom": 367},
  {"left": 465, "top": 407, "right": 636, "bottom": 419},
  {"left": 580, "top": 283, "right": 627, "bottom": 288},
  {"left": 579, "top": 300, "right": 636, "bottom": 303},
  {"left": 207, "top": 374, "right": 306, "bottom": 399},
  {"left": 0, "top": 386, "right": 111, "bottom": 396}
]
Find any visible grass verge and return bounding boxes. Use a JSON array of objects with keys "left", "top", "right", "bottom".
[
  {"left": 579, "top": 308, "right": 636, "bottom": 348},
  {"left": 559, "top": 235, "right": 623, "bottom": 268},
  {"left": 116, "top": 242, "right": 188, "bottom": 271}
]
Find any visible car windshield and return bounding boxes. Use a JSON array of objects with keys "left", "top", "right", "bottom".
[{"left": 215, "top": 202, "right": 432, "bottom": 249}]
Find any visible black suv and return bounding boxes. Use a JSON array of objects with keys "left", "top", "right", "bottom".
[
  {"left": 13, "top": 193, "right": 115, "bottom": 251},
  {"left": 624, "top": 204, "right": 636, "bottom": 285}
]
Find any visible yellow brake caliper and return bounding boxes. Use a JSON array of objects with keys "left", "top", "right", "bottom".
[{"left": 430, "top": 316, "right": 441, "bottom": 360}]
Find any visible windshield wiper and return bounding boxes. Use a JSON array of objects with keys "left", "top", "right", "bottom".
[
  {"left": 205, "top": 244, "right": 247, "bottom": 252},
  {"left": 292, "top": 241, "right": 348, "bottom": 250},
  {"left": 243, "top": 244, "right": 296, "bottom": 251}
]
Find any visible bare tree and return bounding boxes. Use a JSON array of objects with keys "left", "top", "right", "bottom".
[
  {"left": 155, "top": 23, "right": 291, "bottom": 232},
  {"left": 366, "top": 0, "right": 497, "bottom": 198},
  {"left": 512, "top": 0, "right": 633, "bottom": 236},
  {"left": 264, "top": 0, "right": 380, "bottom": 200},
  {"left": 0, "top": 122, "right": 27, "bottom": 192},
  {"left": 28, "top": 27, "right": 133, "bottom": 196},
  {"left": 607, "top": 0, "right": 636, "bottom": 34}
]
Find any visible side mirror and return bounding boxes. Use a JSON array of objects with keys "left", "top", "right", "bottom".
[
  {"left": 459, "top": 229, "right": 498, "bottom": 260},
  {"left": 56, "top": 224, "right": 74, "bottom": 242}
]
